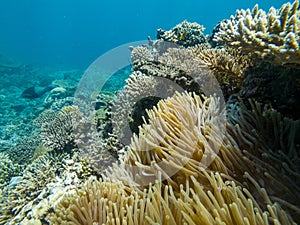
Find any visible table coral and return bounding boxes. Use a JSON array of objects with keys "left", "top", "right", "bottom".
[{"left": 213, "top": 0, "right": 300, "bottom": 65}]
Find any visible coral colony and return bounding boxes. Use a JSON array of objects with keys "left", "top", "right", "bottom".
[{"left": 0, "top": 1, "right": 299, "bottom": 224}]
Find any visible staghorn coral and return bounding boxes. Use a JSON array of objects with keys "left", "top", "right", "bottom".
[
  {"left": 131, "top": 45, "right": 211, "bottom": 97},
  {"left": 33, "top": 109, "right": 57, "bottom": 128},
  {"left": 0, "top": 152, "right": 22, "bottom": 190},
  {"left": 157, "top": 47, "right": 205, "bottom": 76},
  {"left": 40, "top": 102, "right": 119, "bottom": 181},
  {"left": 213, "top": 0, "right": 300, "bottom": 65},
  {"left": 157, "top": 20, "right": 207, "bottom": 47},
  {"left": 6, "top": 135, "right": 41, "bottom": 165},
  {"left": 130, "top": 45, "right": 155, "bottom": 70},
  {"left": 0, "top": 153, "right": 67, "bottom": 224},
  {"left": 41, "top": 106, "right": 83, "bottom": 152}
]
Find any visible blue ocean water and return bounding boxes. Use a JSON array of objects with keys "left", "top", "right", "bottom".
[{"left": 0, "top": 0, "right": 290, "bottom": 69}]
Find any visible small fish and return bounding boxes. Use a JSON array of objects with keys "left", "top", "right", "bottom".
[{"left": 179, "top": 32, "right": 186, "bottom": 40}]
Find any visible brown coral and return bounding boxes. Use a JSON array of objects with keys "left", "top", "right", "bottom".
[
  {"left": 226, "top": 97, "right": 300, "bottom": 216},
  {"left": 191, "top": 44, "right": 253, "bottom": 95}
]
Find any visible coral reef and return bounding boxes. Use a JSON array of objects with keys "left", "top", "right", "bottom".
[
  {"left": 6, "top": 135, "right": 41, "bottom": 165},
  {"left": 111, "top": 71, "right": 160, "bottom": 143},
  {"left": 1, "top": 1, "right": 300, "bottom": 224},
  {"left": 40, "top": 104, "right": 118, "bottom": 175},
  {"left": 51, "top": 92, "right": 298, "bottom": 224},
  {"left": 43, "top": 78, "right": 78, "bottom": 107},
  {"left": 0, "top": 153, "right": 66, "bottom": 224},
  {"left": 33, "top": 109, "right": 57, "bottom": 127},
  {"left": 50, "top": 171, "right": 295, "bottom": 225},
  {"left": 93, "top": 91, "right": 116, "bottom": 138},
  {"left": 240, "top": 61, "right": 300, "bottom": 119},
  {"left": 190, "top": 44, "right": 254, "bottom": 97},
  {"left": 0, "top": 152, "right": 22, "bottom": 190},
  {"left": 41, "top": 106, "right": 83, "bottom": 152},
  {"left": 157, "top": 20, "right": 207, "bottom": 47},
  {"left": 213, "top": 0, "right": 300, "bottom": 65},
  {"left": 130, "top": 39, "right": 253, "bottom": 100}
]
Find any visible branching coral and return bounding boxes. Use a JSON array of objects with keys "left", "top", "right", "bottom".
[
  {"left": 0, "top": 153, "right": 66, "bottom": 224},
  {"left": 7, "top": 135, "right": 41, "bottom": 165},
  {"left": 190, "top": 44, "right": 253, "bottom": 95},
  {"left": 111, "top": 71, "right": 159, "bottom": 142},
  {"left": 130, "top": 45, "right": 155, "bottom": 70},
  {"left": 40, "top": 104, "right": 118, "bottom": 180},
  {"left": 0, "top": 151, "right": 106, "bottom": 225},
  {"left": 41, "top": 106, "right": 82, "bottom": 152},
  {"left": 213, "top": 0, "right": 300, "bottom": 65},
  {"left": 130, "top": 41, "right": 252, "bottom": 99},
  {"left": 0, "top": 152, "right": 21, "bottom": 190},
  {"left": 130, "top": 45, "right": 213, "bottom": 97},
  {"left": 4, "top": 2, "right": 300, "bottom": 224},
  {"left": 33, "top": 109, "right": 57, "bottom": 127}
]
